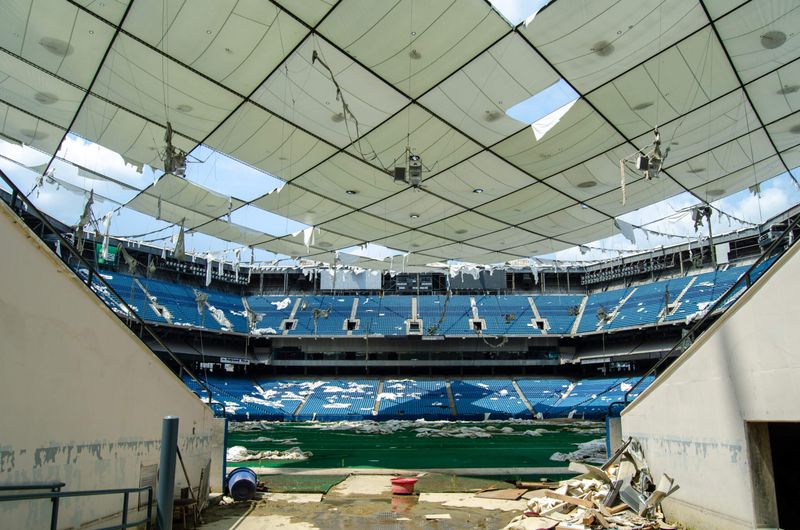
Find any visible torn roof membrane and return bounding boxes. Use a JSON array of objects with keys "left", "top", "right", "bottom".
[
  {"left": 230, "top": 204, "right": 310, "bottom": 239},
  {"left": 489, "top": 0, "right": 550, "bottom": 26},
  {"left": 185, "top": 145, "right": 285, "bottom": 202},
  {"left": 505, "top": 79, "right": 579, "bottom": 126}
]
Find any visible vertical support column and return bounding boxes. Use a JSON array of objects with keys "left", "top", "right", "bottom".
[{"left": 157, "top": 416, "right": 179, "bottom": 530}]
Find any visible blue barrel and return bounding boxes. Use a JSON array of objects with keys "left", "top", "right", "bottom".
[{"left": 227, "top": 467, "right": 257, "bottom": 501}]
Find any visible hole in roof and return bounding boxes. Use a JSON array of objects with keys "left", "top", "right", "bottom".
[
  {"left": 331, "top": 112, "right": 345, "bottom": 123},
  {"left": 409, "top": 49, "right": 422, "bottom": 60},
  {"left": 687, "top": 167, "right": 705, "bottom": 174},
  {"left": 576, "top": 180, "right": 597, "bottom": 189},
  {"left": 454, "top": 229, "right": 468, "bottom": 235},
  {"left": 317, "top": 241, "right": 332, "bottom": 248},
  {"left": 56, "top": 134, "right": 156, "bottom": 191},
  {"left": 506, "top": 79, "right": 579, "bottom": 141},
  {"left": 176, "top": 104, "right": 193, "bottom": 113},
  {"left": 230, "top": 204, "right": 309, "bottom": 238},
  {"left": 631, "top": 102, "right": 653, "bottom": 111},
  {"left": 185, "top": 145, "right": 284, "bottom": 201},
  {"left": 489, "top": 0, "right": 550, "bottom": 26},
  {"left": 778, "top": 85, "right": 800, "bottom": 95},
  {"left": 790, "top": 124, "right": 800, "bottom": 134},
  {"left": 761, "top": 31, "right": 786, "bottom": 49},
  {"left": 706, "top": 189, "right": 725, "bottom": 197},
  {"left": 339, "top": 243, "right": 405, "bottom": 260}
]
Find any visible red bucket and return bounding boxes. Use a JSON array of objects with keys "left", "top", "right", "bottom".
[{"left": 390, "top": 477, "right": 418, "bottom": 495}]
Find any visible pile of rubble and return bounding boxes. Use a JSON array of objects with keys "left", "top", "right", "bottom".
[{"left": 504, "top": 438, "right": 680, "bottom": 530}]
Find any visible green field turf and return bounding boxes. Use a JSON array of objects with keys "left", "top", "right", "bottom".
[{"left": 227, "top": 421, "right": 604, "bottom": 471}]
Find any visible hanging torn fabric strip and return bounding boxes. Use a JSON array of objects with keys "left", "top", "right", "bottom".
[
  {"left": 173, "top": 220, "right": 186, "bottom": 260},
  {"left": 614, "top": 218, "right": 636, "bottom": 245}
]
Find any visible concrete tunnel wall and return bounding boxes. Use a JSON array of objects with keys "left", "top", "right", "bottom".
[
  {"left": 0, "top": 202, "right": 222, "bottom": 529},
  {"left": 621, "top": 239, "right": 800, "bottom": 529}
]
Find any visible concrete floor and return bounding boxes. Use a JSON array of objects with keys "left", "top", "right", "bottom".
[{"left": 200, "top": 475, "right": 521, "bottom": 529}]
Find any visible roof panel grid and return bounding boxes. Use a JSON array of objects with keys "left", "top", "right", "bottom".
[
  {"left": 319, "top": 0, "right": 510, "bottom": 98},
  {"left": 273, "top": 0, "right": 336, "bottom": 27},
  {"left": 346, "top": 104, "right": 481, "bottom": 180},
  {"left": 0, "top": 53, "right": 84, "bottom": 129},
  {"left": 251, "top": 185, "right": 352, "bottom": 227},
  {"left": 71, "top": 94, "right": 195, "bottom": 170},
  {"left": 252, "top": 36, "right": 409, "bottom": 148},
  {"left": 205, "top": 102, "right": 335, "bottom": 181},
  {"left": 691, "top": 154, "right": 786, "bottom": 201},
  {"left": 631, "top": 90, "right": 761, "bottom": 167},
  {"left": 522, "top": 0, "right": 707, "bottom": 93},
  {"left": 320, "top": 210, "right": 406, "bottom": 243},
  {"left": 474, "top": 183, "right": 575, "bottom": 226},
  {"left": 375, "top": 231, "right": 456, "bottom": 256},
  {"left": 491, "top": 99, "right": 624, "bottom": 178},
  {"left": 745, "top": 59, "right": 800, "bottom": 125},
  {"left": 422, "top": 151, "right": 535, "bottom": 209},
  {"left": 587, "top": 27, "right": 739, "bottom": 139},
  {"left": 92, "top": 33, "right": 242, "bottom": 140},
  {"left": 714, "top": 0, "right": 800, "bottom": 84},
  {"left": 585, "top": 177, "right": 683, "bottom": 219},
  {"left": 1, "top": 0, "right": 116, "bottom": 88},
  {"left": 464, "top": 227, "right": 544, "bottom": 253},
  {"left": 668, "top": 129, "right": 777, "bottom": 189},
  {"left": 521, "top": 204, "right": 608, "bottom": 238},
  {"left": 419, "top": 211, "right": 508, "bottom": 242},
  {"left": 363, "top": 188, "right": 465, "bottom": 227},
  {"left": 122, "top": 0, "right": 309, "bottom": 95},
  {"left": 418, "top": 33, "right": 560, "bottom": 147},
  {"left": 292, "top": 152, "right": 398, "bottom": 208},
  {"left": 766, "top": 112, "right": 800, "bottom": 153}
]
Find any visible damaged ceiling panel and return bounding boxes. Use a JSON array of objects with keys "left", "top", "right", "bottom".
[{"left": 4, "top": 0, "right": 799, "bottom": 267}]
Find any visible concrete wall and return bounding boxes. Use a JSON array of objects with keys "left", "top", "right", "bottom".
[
  {"left": 0, "top": 203, "right": 220, "bottom": 529},
  {"left": 621, "top": 242, "right": 800, "bottom": 529}
]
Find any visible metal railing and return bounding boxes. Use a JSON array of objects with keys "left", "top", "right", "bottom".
[
  {"left": 0, "top": 169, "right": 213, "bottom": 405},
  {"left": 622, "top": 211, "right": 800, "bottom": 405},
  {"left": 0, "top": 484, "right": 153, "bottom": 530}
]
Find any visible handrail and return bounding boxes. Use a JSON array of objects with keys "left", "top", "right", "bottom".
[
  {"left": 623, "top": 212, "right": 800, "bottom": 405},
  {"left": 0, "top": 485, "right": 153, "bottom": 530},
  {"left": 0, "top": 481, "right": 64, "bottom": 492},
  {"left": 0, "top": 169, "right": 213, "bottom": 405}
]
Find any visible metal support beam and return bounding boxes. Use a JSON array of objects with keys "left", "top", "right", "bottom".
[{"left": 157, "top": 416, "right": 179, "bottom": 530}]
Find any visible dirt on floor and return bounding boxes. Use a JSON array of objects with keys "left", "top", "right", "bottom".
[{"left": 200, "top": 488, "right": 517, "bottom": 530}]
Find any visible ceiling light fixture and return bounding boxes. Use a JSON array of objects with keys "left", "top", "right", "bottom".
[
  {"left": 409, "top": 213, "right": 419, "bottom": 219},
  {"left": 345, "top": 190, "right": 358, "bottom": 195},
  {"left": 473, "top": 188, "right": 484, "bottom": 194}
]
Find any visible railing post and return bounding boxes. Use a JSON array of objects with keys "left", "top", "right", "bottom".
[
  {"left": 146, "top": 486, "right": 154, "bottom": 530},
  {"left": 121, "top": 491, "right": 129, "bottom": 527},
  {"left": 50, "top": 496, "right": 59, "bottom": 530},
  {"left": 157, "top": 416, "right": 179, "bottom": 530}
]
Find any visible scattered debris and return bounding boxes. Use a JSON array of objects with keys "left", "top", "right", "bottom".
[
  {"left": 425, "top": 513, "right": 452, "bottom": 520},
  {"left": 550, "top": 438, "right": 607, "bottom": 464},
  {"left": 226, "top": 446, "right": 312, "bottom": 462},
  {"left": 504, "top": 437, "right": 680, "bottom": 530},
  {"left": 477, "top": 489, "right": 528, "bottom": 500}
]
